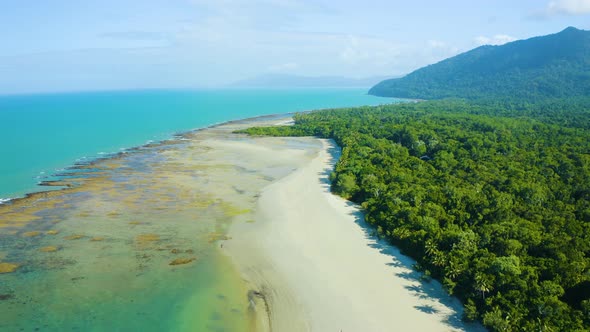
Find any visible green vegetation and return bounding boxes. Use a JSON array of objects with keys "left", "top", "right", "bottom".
[
  {"left": 369, "top": 27, "right": 590, "bottom": 100},
  {"left": 237, "top": 99, "right": 590, "bottom": 331},
  {"left": 240, "top": 26, "right": 590, "bottom": 330}
]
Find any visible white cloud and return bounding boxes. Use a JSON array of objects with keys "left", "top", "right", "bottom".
[
  {"left": 474, "top": 34, "right": 517, "bottom": 46},
  {"left": 5, "top": 0, "right": 529, "bottom": 93},
  {"left": 428, "top": 40, "right": 447, "bottom": 49},
  {"left": 268, "top": 62, "right": 299, "bottom": 72},
  {"left": 186, "top": 0, "right": 324, "bottom": 30},
  {"left": 427, "top": 39, "right": 460, "bottom": 56},
  {"left": 339, "top": 35, "right": 402, "bottom": 66},
  {"left": 546, "top": 0, "right": 590, "bottom": 15}
]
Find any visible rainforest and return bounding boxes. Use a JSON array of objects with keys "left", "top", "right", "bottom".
[{"left": 238, "top": 98, "right": 590, "bottom": 331}]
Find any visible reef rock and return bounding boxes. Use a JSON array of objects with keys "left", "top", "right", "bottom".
[
  {"left": 169, "top": 257, "right": 196, "bottom": 266},
  {"left": 0, "top": 262, "right": 19, "bottom": 273}
]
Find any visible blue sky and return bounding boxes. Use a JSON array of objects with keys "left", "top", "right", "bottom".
[{"left": 1, "top": 0, "right": 589, "bottom": 94}]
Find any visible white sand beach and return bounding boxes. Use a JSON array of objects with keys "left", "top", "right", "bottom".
[{"left": 226, "top": 135, "right": 484, "bottom": 332}]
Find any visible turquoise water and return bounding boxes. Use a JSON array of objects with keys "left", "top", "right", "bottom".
[
  {"left": 0, "top": 124, "right": 313, "bottom": 331},
  {"left": 0, "top": 88, "right": 393, "bottom": 200},
  {"left": 0, "top": 90, "right": 395, "bottom": 331}
]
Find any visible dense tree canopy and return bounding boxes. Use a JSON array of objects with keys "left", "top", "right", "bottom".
[{"left": 238, "top": 99, "right": 590, "bottom": 331}]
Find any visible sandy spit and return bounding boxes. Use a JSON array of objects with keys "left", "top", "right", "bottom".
[{"left": 226, "top": 138, "right": 484, "bottom": 332}]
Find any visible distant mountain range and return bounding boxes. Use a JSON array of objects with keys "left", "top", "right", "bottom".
[
  {"left": 230, "top": 74, "right": 394, "bottom": 88},
  {"left": 369, "top": 27, "right": 590, "bottom": 100}
]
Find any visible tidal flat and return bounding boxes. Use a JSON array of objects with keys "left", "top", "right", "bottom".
[{"left": 0, "top": 116, "right": 321, "bottom": 331}]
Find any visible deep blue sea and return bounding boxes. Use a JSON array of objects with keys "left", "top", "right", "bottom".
[{"left": 0, "top": 88, "right": 395, "bottom": 200}]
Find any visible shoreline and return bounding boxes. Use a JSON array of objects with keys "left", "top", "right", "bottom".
[
  {"left": 225, "top": 137, "right": 484, "bottom": 331},
  {"left": 0, "top": 111, "right": 482, "bottom": 331},
  {"left": 0, "top": 89, "right": 408, "bottom": 206},
  {"left": 0, "top": 117, "right": 318, "bottom": 331},
  {"left": 1, "top": 92, "right": 408, "bottom": 205},
  {"left": 0, "top": 112, "right": 301, "bottom": 207}
]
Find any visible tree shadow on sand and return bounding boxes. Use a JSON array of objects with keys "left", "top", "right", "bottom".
[
  {"left": 316, "top": 139, "right": 486, "bottom": 332},
  {"left": 415, "top": 304, "right": 439, "bottom": 314}
]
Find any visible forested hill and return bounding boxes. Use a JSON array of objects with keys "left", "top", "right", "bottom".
[{"left": 369, "top": 27, "right": 590, "bottom": 100}]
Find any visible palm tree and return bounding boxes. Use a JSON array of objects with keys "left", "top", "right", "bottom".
[{"left": 474, "top": 273, "right": 492, "bottom": 299}]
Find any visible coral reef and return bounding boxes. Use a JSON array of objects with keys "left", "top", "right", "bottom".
[
  {"left": 64, "top": 234, "right": 85, "bottom": 240},
  {"left": 136, "top": 234, "right": 160, "bottom": 243},
  {"left": 39, "top": 246, "right": 59, "bottom": 252},
  {"left": 169, "top": 257, "right": 196, "bottom": 266},
  {"left": 207, "top": 233, "right": 232, "bottom": 243},
  {"left": 0, "top": 262, "right": 19, "bottom": 273}
]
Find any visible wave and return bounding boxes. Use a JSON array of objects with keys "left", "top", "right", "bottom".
[{"left": 0, "top": 197, "right": 13, "bottom": 205}]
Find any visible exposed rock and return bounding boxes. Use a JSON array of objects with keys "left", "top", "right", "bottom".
[
  {"left": 64, "top": 234, "right": 85, "bottom": 240},
  {"left": 0, "top": 262, "right": 19, "bottom": 273},
  {"left": 136, "top": 234, "right": 159, "bottom": 244},
  {"left": 23, "top": 231, "right": 41, "bottom": 237},
  {"left": 169, "top": 257, "right": 196, "bottom": 266},
  {"left": 39, "top": 246, "right": 59, "bottom": 253},
  {"left": 46, "top": 230, "right": 59, "bottom": 235},
  {"left": 207, "top": 233, "right": 232, "bottom": 243}
]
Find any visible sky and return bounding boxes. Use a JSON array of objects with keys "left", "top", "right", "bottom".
[{"left": 0, "top": 0, "right": 589, "bottom": 94}]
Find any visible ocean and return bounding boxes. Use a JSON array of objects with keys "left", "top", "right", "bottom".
[
  {"left": 0, "top": 88, "right": 394, "bottom": 201},
  {"left": 0, "top": 89, "right": 400, "bottom": 331}
]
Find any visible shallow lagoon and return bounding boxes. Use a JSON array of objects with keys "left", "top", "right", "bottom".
[{"left": 0, "top": 117, "right": 322, "bottom": 331}]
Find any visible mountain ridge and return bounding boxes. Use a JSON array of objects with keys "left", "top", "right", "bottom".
[{"left": 369, "top": 27, "right": 590, "bottom": 100}]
